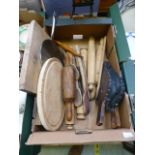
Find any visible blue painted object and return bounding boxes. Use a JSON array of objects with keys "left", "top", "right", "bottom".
[
  {"left": 110, "top": 3, "right": 131, "bottom": 62},
  {"left": 45, "top": 16, "right": 112, "bottom": 26},
  {"left": 44, "top": 0, "right": 99, "bottom": 16},
  {"left": 121, "top": 60, "right": 135, "bottom": 95}
]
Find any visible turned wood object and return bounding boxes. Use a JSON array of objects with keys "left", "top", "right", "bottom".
[{"left": 62, "top": 53, "right": 76, "bottom": 129}]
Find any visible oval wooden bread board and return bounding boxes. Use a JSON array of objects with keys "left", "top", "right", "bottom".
[{"left": 37, "top": 58, "right": 64, "bottom": 131}]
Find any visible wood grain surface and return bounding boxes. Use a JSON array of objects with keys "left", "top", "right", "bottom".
[
  {"left": 37, "top": 58, "right": 64, "bottom": 131},
  {"left": 95, "top": 37, "right": 106, "bottom": 85},
  {"left": 65, "top": 103, "right": 75, "bottom": 130},
  {"left": 62, "top": 54, "right": 76, "bottom": 129},
  {"left": 111, "top": 108, "right": 121, "bottom": 129},
  {"left": 76, "top": 47, "right": 90, "bottom": 115},
  {"left": 87, "top": 37, "right": 96, "bottom": 91},
  {"left": 80, "top": 48, "right": 88, "bottom": 71},
  {"left": 19, "top": 20, "right": 50, "bottom": 94}
]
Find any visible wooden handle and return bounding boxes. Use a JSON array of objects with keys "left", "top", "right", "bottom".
[
  {"left": 88, "top": 37, "right": 96, "bottom": 98},
  {"left": 76, "top": 49, "right": 90, "bottom": 115},
  {"left": 89, "top": 89, "right": 96, "bottom": 100},
  {"left": 95, "top": 37, "right": 106, "bottom": 85},
  {"left": 96, "top": 101, "right": 105, "bottom": 126},
  {"left": 80, "top": 48, "right": 88, "bottom": 71},
  {"left": 77, "top": 104, "right": 85, "bottom": 120},
  {"left": 65, "top": 102, "right": 72, "bottom": 121},
  {"left": 62, "top": 54, "right": 76, "bottom": 129},
  {"left": 115, "top": 107, "right": 121, "bottom": 127},
  {"left": 111, "top": 110, "right": 116, "bottom": 128},
  {"left": 88, "top": 37, "right": 96, "bottom": 86},
  {"left": 65, "top": 103, "right": 75, "bottom": 129},
  {"left": 74, "top": 81, "right": 83, "bottom": 107},
  {"left": 111, "top": 107, "right": 121, "bottom": 129},
  {"left": 54, "top": 40, "right": 82, "bottom": 57}
]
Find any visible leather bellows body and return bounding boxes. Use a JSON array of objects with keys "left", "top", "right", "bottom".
[{"left": 96, "top": 61, "right": 125, "bottom": 126}]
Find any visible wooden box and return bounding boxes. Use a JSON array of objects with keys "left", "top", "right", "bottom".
[{"left": 26, "top": 23, "right": 134, "bottom": 145}]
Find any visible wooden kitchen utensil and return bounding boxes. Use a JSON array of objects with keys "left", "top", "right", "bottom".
[
  {"left": 37, "top": 58, "right": 64, "bottom": 131},
  {"left": 111, "top": 107, "right": 121, "bottom": 129},
  {"left": 96, "top": 58, "right": 124, "bottom": 128},
  {"left": 54, "top": 40, "right": 82, "bottom": 57},
  {"left": 104, "top": 55, "right": 122, "bottom": 129},
  {"left": 87, "top": 37, "right": 96, "bottom": 99},
  {"left": 62, "top": 53, "right": 76, "bottom": 129},
  {"left": 74, "top": 77, "right": 83, "bottom": 108},
  {"left": 76, "top": 104, "right": 85, "bottom": 120},
  {"left": 72, "top": 57, "right": 85, "bottom": 120},
  {"left": 72, "top": 62, "right": 83, "bottom": 108},
  {"left": 95, "top": 37, "right": 106, "bottom": 86},
  {"left": 80, "top": 48, "right": 88, "bottom": 71},
  {"left": 65, "top": 103, "right": 75, "bottom": 129},
  {"left": 75, "top": 45, "right": 90, "bottom": 115}
]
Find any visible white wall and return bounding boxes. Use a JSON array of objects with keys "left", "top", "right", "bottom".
[{"left": 121, "top": 7, "right": 135, "bottom": 32}]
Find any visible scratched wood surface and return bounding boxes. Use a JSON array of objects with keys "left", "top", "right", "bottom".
[{"left": 19, "top": 20, "right": 50, "bottom": 94}]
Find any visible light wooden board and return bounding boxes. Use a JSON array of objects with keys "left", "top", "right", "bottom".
[
  {"left": 26, "top": 129, "right": 135, "bottom": 145},
  {"left": 19, "top": 20, "right": 50, "bottom": 94},
  {"left": 37, "top": 58, "right": 64, "bottom": 131}
]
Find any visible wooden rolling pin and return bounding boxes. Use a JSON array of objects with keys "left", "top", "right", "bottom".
[
  {"left": 80, "top": 48, "right": 88, "bottom": 71},
  {"left": 95, "top": 37, "right": 106, "bottom": 85},
  {"left": 87, "top": 37, "right": 96, "bottom": 99},
  {"left": 62, "top": 53, "right": 76, "bottom": 129}
]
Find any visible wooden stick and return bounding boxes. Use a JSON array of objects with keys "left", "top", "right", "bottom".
[
  {"left": 65, "top": 103, "right": 75, "bottom": 129},
  {"left": 62, "top": 53, "right": 76, "bottom": 129},
  {"left": 54, "top": 40, "right": 82, "bottom": 57},
  {"left": 88, "top": 37, "right": 96, "bottom": 91},
  {"left": 77, "top": 104, "right": 85, "bottom": 120},
  {"left": 95, "top": 37, "right": 106, "bottom": 85},
  {"left": 80, "top": 48, "right": 88, "bottom": 71},
  {"left": 75, "top": 46, "right": 90, "bottom": 115},
  {"left": 111, "top": 107, "right": 121, "bottom": 129}
]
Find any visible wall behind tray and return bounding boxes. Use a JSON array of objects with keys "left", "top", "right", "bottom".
[{"left": 44, "top": 0, "right": 99, "bottom": 16}]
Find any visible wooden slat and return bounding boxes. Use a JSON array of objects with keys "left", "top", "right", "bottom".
[
  {"left": 26, "top": 129, "right": 135, "bottom": 145},
  {"left": 19, "top": 20, "right": 50, "bottom": 94}
]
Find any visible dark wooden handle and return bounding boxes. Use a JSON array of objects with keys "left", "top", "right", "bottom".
[
  {"left": 111, "top": 107, "right": 121, "bottom": 129},
  {"left": 54, "top": 40, "right": 82, "bottom": 57},
  {"left": 115, "top": 107, "right": 121, "bottom": 127},
  {"left": 111, "top": 110, "right": 116, "bottom": 129},
  {"left": 96, "top": 101, "right": 105, "bottom": 126}
]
